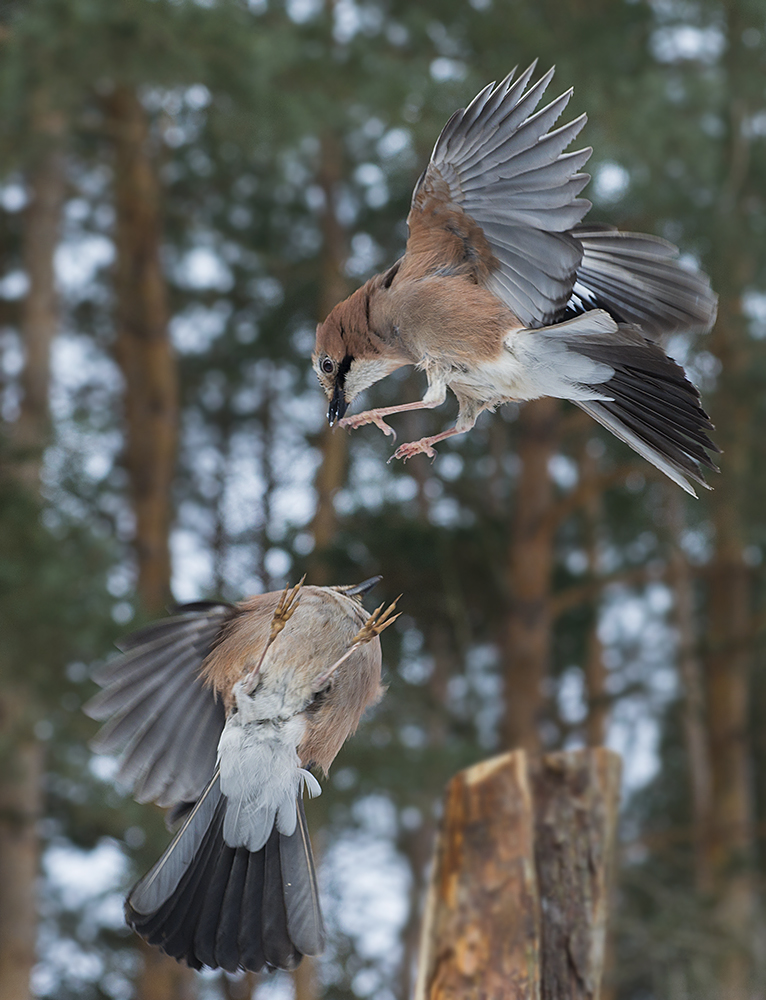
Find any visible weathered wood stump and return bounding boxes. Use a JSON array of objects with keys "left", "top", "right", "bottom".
[{"left": 414, "top": 749, "right": 621, "bottom": 1000}]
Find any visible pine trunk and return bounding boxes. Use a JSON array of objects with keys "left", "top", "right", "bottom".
[
  {"left": 581, "top": 445, "right": 608, "bottom": 748},
  {"left": 0, "top": 121, "right": 65, "bottom": 1000},
  {"left": 105, "top": 84, "right": 178, "bottom": 615},
  {"left": 668, "top": 489, "right": 713, "bottom": 893},
  {"left": 704, "top": 287, "right": 757, "bottom": 993},
  {"left": 415, "top": 749, "right": 621, "bottom": 999},
  {"left": 0, "top": 728, "right": 43, "bottom": 1000},
  {"left": 501, "top": 398, "right": 559, "bottom": 752},
  {"left": 13, "top": 129, "right": 65, "bottom": 488},
  {"left": 104, "top": 85, "right": 190, "bottom": 996},
  {"left": 309, "top": 131, "right": 349, "bottom": 583}
]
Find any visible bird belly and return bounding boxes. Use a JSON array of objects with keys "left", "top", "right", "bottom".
[{"left": 448, "top": 319, "right": 616, "bottom": 407}]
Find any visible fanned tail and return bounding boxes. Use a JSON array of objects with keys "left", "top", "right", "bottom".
[{"left": 126, "top": 775, "right": 324, "bottom": 973}]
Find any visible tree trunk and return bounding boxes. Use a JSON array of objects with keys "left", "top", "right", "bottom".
[
  {"left": 415, "top": 749, "right": 621, "bottom": 1000},
  {"left": 581, "top": 445, "right": 608, "bottom": 748},
  {"left": 415, "top": 752, "right": 540, "bottom": 1000},
  {"left": 667, "top": 489, "right": 713, "bottom": 893},
  {"left": 104, "top": 85, "right": 190, "bottom": 997},
  {"left": 308, "top": 132, "right": 350, "bottom": 585},
  {"left": 0, "top": 116, "right": 65, "bottom": 1000},
  {"left": 104, "top": 84, "right": 178, "bottom": 615},
  {"left": 398, "top": 624, "right": 454, "bottom": 1000},
  {"left": 703, "top": 284, "right": 756, "bottom": 993},
  {"left": 13, "top": 127, "right": 66, "bottom": 489},
  {"left": 530, "top": 752, "right": 622, "bottom": 1000},
  {"left": 500, "top": 398, "right": 559, "bottom": 752},
  {"left": 0, "top": 726, "right": 43, "bottom": 1000}
]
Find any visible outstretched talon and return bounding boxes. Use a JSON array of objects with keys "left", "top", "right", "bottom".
[
  {"left": 242, "top": 575, "right": 306, "bottom": 694},
  {"left": 352, "top": 597, "right": 402, "bottom": 644},
  {"left": 312, "top": 596, "right": 402, "bottom": 690},
  {"left": 339, "top": 409, "right": 397, "bottom": 441},
  {"left": 391, "top": 438, "right": 438, "bottom": 463},
  {"left": 269, "top": 575, "right": 306, "bottom": 642}
]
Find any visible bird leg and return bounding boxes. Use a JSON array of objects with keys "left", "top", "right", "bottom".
[
  {"left": 338, "top": 381, "right": 448, "bottom": 441},
  {"left": 338, "top": 400, "right": 435, "bottom": 441},
  {"left": 312, "top": 596, "right": 401, "bottom": 691},
  {"left": 391, "top": 426, "right": 464, "bottom": 462},
  {"left": 241, "top": 575, "right": 306, "bottom": 695}
]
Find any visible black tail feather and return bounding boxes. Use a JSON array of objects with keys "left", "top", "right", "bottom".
[
  {"left": 573, "top": 325, "right": 719, "bottom": 495},
  {"left": 262, "top": 835, "right": 303, "bottom": 970},
  {"left": 126, "top": 793, "right": 322, "bottom": 973},
  {"left": 193, "top": 841, "right": 237, "bottom": 969},
  {"left": 238, "top": 847, "right": 266, "bottom": 971},
  {"left": 214, "top": 849, "right": 250, "bottom": 972}
]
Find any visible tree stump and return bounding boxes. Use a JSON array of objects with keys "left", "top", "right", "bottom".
[{"left": 414, "top": 749, "right": 621, "bottom": 1000}]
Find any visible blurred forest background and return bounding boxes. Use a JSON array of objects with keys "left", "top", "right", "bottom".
[{"left": 1, "top": 0, "right": 765, "bottom": 998}]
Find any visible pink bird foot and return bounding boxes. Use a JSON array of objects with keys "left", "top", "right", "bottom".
[
  {"left": 391, "top": 438, "right": 438, "bottom": 462},
  {"left": 338, "top": 410, "right": 397, "bottom": 440},
  {"left": 390, "top": 426, "right": 462, "bottom": 463}
]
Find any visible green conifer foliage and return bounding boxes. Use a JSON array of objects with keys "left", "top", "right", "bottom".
[{"left": 2, "top": 0, "right": 766, "bottom": 997}]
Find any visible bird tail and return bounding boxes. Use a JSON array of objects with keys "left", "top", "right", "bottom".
[
  {"left": 126, "top": 772, "right": 324, "bottom": 973},
  {"left": 572, "top": 224, "right": 718, "bottom": 337},
  {"left": 570, "top": 325, "right": 720, "bottom": 495}
]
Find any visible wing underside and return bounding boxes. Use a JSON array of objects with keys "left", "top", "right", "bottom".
[{"left": 85, "top": 604, "right": 231, "bottom": 808}]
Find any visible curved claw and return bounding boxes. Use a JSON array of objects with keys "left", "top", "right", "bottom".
[
  {"left": 311, "top": 596, "right": 402, "bottom": 691},
  {"left": 242, "top": 575, "right": 306, "bottom": 695},
  {"left": 353, "top": 596, "right": 402, "bottom": 644},
  {"left": 390, "top": 439, "right": 438, "bottom": 463},
  {"left": 270, "top": 574, "right": 306, "bottom": 641},
  {"left": 339, "top": 411, "right": 397, "bottom": 442}
]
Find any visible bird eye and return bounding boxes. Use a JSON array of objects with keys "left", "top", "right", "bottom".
[{"left": 321, "top": 358, "right": 335, "bottom": 375}]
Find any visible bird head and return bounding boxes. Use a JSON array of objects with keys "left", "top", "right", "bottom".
[{"left": 313, "top": 272, "right": 409, "bottom": 424}]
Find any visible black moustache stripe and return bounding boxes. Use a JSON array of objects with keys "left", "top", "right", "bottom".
[{"left": 336, "top": 354, "right": 353, "bottom": 387}]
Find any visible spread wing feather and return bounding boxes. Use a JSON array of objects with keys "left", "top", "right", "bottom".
[
  {"left": 569, "top": 326, "right": 720, "bottom": 495},
  {"left": 410, "top": 64, "right": 591, "bottom": 326},
  {"left": 408, "top": 67, "right": 717, "bottom": 345},
  {"left": 85, "top": 604, "right": 231, "bottom": 808}
]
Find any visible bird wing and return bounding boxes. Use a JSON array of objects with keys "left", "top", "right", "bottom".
[
  {"left": 407, "top": 63, "right": 592, "bottom": 327},
  {"left": 85, "top": 603, "right": 231, "bottom": 809}
]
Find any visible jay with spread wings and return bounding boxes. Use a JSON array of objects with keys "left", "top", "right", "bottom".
[
  {"left": 85, "top": 578, "right": 398, "bottom": 973},
  {"left": 313, "top": 63, "right": 719, "bottom": 495}
]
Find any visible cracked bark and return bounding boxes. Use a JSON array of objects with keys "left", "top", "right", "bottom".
[{"left": 416, "top": 749, "right": 621, "bottom": 1000}]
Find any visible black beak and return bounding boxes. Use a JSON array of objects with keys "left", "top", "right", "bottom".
[
  {"left": 344, "top": 575, "right": 382, "bottom": 597},
  {"left": 328, "top": 380, "right": 348, "bottom": 425}
]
